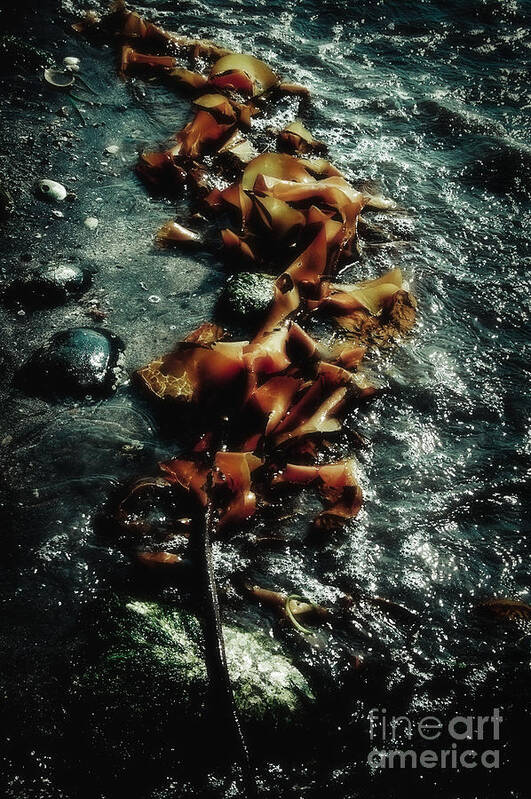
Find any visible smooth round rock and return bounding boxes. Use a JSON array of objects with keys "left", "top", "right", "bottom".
[
  {"left": 219, "top": 271, "right": 275, "bottom": 324},
  {"left": 84, "top": 216, "right": 99, "bottom": 230},
  {"left": 4, "top": 263, "right": 91, "bottom": 309},
  {"left": 35, "top": 179, "right": 67, "bottom": 202},
  {"left": 21, "top": 327, "right": 124, "bottom": 398}
]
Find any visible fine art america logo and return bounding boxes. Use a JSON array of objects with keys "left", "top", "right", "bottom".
[{"left": 367, "top": 708, "right": 502, "bottom": 770}]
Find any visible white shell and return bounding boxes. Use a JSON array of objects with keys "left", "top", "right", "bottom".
[
  {"left": 63, "top": 57, "right": 81, "bottom": 72},
  {"left": 44, "top": 67, "right": 75, "bottom": 88},
  {"left": 84, "top": 216, "right": 99, "bottom": 230},
  {"left": 37, "top": 179, "right": 67, "bottom": 202}
]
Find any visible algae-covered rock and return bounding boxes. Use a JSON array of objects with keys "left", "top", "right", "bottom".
[
  {"left": 226, "top": 624, "right": 313, "bottom": 720},
  {"left": 77, "top": 598, "right": 314, "bottom": 734},
  {"left": 218, "top": 272, "right": 275, "bottom": 324},
  {"left": 66, "top": 598, "right": 315, "bottom": 791}
]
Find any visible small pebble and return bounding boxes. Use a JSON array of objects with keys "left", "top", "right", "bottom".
[
  {"left": 36, "top": 179, "right": 67, "bottom": 202},
  {"left": 105, "top": 144, "right": 119, "bottom": 155},
  {"left": 51, "top": 209, "right": 64, "bottom": 218},
  {"left": 84, "top": 216, "right": 98, "bottom": 230}
]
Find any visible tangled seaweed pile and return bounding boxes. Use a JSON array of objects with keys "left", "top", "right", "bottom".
[
  {"left": 77, "top": 0, "right": 416, "bottom": 557},
  {"left": 75, "top": 3, "right": 418, "bottom": 788}
]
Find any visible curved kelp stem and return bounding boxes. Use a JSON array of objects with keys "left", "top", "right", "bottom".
[
  {"left": 193, "top": 469, "right": 258, "bottom": 798},
  {"left": 285, "top": 594, "right": 317, "bottom": 635}
]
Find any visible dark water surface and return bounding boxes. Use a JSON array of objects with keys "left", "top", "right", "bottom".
[{"left": 0, "top": 0, "right": 529, "bottom": 797}]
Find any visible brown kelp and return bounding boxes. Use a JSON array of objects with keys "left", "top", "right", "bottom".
[{"left": 77, "top": 1, "right": 417, "bottom": 794}]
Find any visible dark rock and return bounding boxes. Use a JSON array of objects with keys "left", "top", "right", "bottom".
[
  {"left": 465, "top": 142, "right": 531, "bottom": 197},
  {"left": 0, "top": 183, "right": 14, "bottom": 219},
  {"left": 3, "top": 263, "right": 92, "bottom": 309},
  {"left": 357, "top": 216, "right": 393, "bottom": 243},
  {"left": 0, "top": 35, "right": 53, "bottom": 75},
  {"left": 20, "top": 327, "right": 124, "bottom": 398},
  {"left": 218, "top": 271, "right": 275, "bottom": 324}
]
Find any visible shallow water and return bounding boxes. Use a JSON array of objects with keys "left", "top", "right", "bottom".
[{"left": 0, "top": 0, "right": 529, "bottom": 797}]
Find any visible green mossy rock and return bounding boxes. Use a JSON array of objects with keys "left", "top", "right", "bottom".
[{"left": 78, "top": 599, "right": 314, "bottom": 732}]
